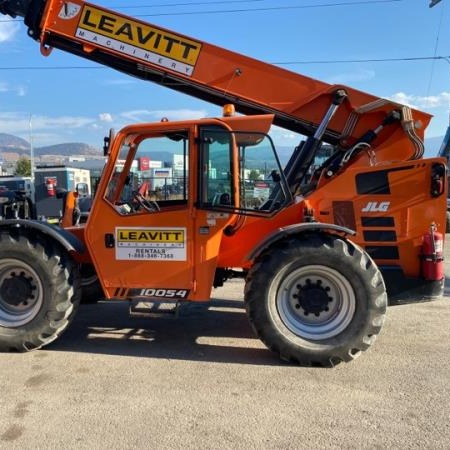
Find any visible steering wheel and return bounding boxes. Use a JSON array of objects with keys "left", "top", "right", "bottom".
[{"left": 131, "top": 191, "right": 160, "bottom": 213}]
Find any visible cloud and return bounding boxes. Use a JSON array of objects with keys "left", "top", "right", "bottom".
[
  {"left": 269, "top": 126, "right": 299, "bottom": 145},
  {"left": 34, "top": 115, "right": 93, "bottom": 129},
  {"left": 0, "top": 21, "right": 20, "bottom": 42},
  {"left": 389, "top": 92, "right": 450, "bottom": 110},
  {"left": 120, "top": 108, "right": 208, "bottom": 123},
  {"left": 0, "top": 81, "right": 27, "bottom": 96},
  {"left": 99, "top": 113, "right": 113, "bottom": 122},
  {"left": 0, "top": 112, "right": 97, "bottom": 145},
  {"left": 0, "top": 108, "right": 211, "bottom": 147}
]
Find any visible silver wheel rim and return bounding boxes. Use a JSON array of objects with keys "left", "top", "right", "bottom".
[
  {"left": 276, "top": 265, "right": 356, "bottom": 340},
  {"left": 0, "top": 259, "right": 44, "bottom": 327}
]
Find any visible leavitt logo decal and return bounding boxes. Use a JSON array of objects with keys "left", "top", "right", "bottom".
[
  {"left": 76, "top": 5, "right": 201, "bottom": 75},
  {"left": 116, "top": 227, "right": 187, "bottom": 261}
]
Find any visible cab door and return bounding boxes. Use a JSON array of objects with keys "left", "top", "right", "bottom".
[{"left": 84, "top": 120, "right": 236, "bottom": 301}]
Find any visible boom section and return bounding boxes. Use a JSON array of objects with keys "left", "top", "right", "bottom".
[{"left": 1, "top": 0, "right": 431, "bottom": 153}]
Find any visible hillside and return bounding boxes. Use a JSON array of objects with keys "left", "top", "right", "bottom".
[
  {"left": 35, "top": 142, "right": 100, "bottom": 157},
  {"left": 0, "top": 132, "right": 444, "bottom": 163},
  {"left": 0, "top": 133, "right": 100, "bottom": 158},
  {"left": 0, "top": 133, "right": 30, "bottom": 154}
]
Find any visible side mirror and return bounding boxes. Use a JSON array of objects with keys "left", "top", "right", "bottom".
[{"left": 103, "top": 128, "right": 115, "bottom": 156}]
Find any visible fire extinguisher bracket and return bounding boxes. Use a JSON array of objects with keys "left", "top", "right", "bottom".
[{"left": 421, "top": 223, "right": 444, "bottom": 280}]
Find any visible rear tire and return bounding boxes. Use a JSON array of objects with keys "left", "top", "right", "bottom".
[
  {"left": 0, "top": 230, "right": 81, "bottom": 352},
  {"left": 244, "top": 234, "right": 387, "bottom": 366}
]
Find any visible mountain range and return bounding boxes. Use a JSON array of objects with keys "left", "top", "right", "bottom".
[
  {"left": 0, "top": 133, "right": 100, "bottom": 158},
  {"left": 0, "top": 132, "right": 444, "bottom": 163}
]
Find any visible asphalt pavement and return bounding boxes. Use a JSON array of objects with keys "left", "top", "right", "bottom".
[{"left": 0, "top": 247, "right": 449, "bottom": 449}]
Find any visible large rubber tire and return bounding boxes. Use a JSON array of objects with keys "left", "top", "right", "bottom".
[
  {"left": 244, "top": 234, "right": 387, "bottom": 367},
  {"left": 80, "top": 264, "right": 103, "bottom": 304},
  {"left": 0, "top": 229, "right": 81, "bottom": 352}
]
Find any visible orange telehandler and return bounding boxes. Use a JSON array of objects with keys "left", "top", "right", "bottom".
[{"left": 0, "top": 0, "right": 447, "bottom": 366}]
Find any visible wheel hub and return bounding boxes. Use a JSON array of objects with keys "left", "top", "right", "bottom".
[
  {"left": 0, "top": 271, "right": 36, "bottom": 309},
  {"left": 0, "top": 258, "right": 44, "bottom": 328},
  {"left": 276, "top": 264, "right": 356, "bottom": 341},
  {"left": 294, "top": 279, "right": 333, "bottom": 316}
]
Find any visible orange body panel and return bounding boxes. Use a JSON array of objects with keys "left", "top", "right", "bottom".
[{"left": 217, "top": 158, "right": 448, "bottom": 278}]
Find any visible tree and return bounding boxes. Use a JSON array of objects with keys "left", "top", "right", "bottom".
[
  {"left": 248, "top": 169, "right": 260, "bottom": 181},
  {"left": 15, "top": 156, "right": 31, "bottom": 177}
]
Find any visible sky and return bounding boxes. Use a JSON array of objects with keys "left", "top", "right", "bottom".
[{"left": 0, "top": 0, "right": 450, "bottom": 157}]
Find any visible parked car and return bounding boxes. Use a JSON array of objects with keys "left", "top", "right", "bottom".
[{"left": 0, "top": 188, "right": 35, "bottom": 219}]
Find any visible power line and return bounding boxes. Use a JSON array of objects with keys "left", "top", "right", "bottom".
[
  {"left": 0, "top": 55, "right": 448, "bottom": 71},
  {"left": 129, "top": 0, "right": 405, "bottom": 17},
  {"left": 0, "top": 0, "right": 405, "bottom": 22},
  {"left": 426, "top": 0, "right": 446, "bottom": 96},
  {"left": 109, "top": 0, "right": 265, "bottom": 8},
  {"left": 273, "top": 56, "right": 450, "bottom": 65}
]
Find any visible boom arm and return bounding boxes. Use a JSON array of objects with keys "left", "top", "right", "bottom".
[{"left": 0, "top": 0, "right": 431, "bottom": 156}]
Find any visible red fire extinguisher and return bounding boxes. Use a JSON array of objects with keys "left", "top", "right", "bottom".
[
  {"left": 421, "top": 223, "right": 444, "bottom": 281},
  {"left": 45, "top": 177, "right": 56, "bottom": 196}
]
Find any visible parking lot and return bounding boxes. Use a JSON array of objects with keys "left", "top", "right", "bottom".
[{"left": 1, "top": 253, "right": 449, "bottom": 449}]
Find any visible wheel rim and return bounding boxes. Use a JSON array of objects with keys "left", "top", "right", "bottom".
[
  {"left": 0, "top": 259, "right": 44, "bottom": 327},
  {"left": 276, "top": 265, "right": 356, "bottom": 340}
]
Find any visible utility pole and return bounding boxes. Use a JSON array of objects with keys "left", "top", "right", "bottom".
[
  {"left": 429, "top": 0, "right": 450, "bottom": 159},
  {"left": 29, "top": 114, "right": 34, "bottom": 180}
]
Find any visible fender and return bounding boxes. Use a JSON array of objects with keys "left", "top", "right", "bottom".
[
  {"left": 0, "top": 219, "right": 86, "bottom": 257},
  {"left": 246, "top": 222, "right": 356, "bottom": 262}
]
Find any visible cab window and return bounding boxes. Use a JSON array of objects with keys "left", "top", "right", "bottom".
[
  {"left": 104, "top": 131, "right": 189, "bottom": 214},
  {"left": 198, "top": 127, "right": 290, "bottom": 214}
]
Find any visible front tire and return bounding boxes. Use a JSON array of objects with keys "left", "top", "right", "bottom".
[
  {"left": 80, "top": 264, "right": 103, "bottom": 303},
  {"left": 244, "top": 234, "right": 387, "bottom": 366},
  {"left": 0, "top": 230, "right": 81, "bottom": 352}
]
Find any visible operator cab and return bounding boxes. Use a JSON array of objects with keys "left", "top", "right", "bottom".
[{"left": 101, "top": 115, "right": 291, "bottom": 218}]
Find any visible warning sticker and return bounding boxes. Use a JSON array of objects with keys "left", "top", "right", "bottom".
[
  {"left": 115, "top": 227, "right": 187, "bottom": 261},
  {"left": 76, "top": 5, "right": 201, "bottom": 75}
]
